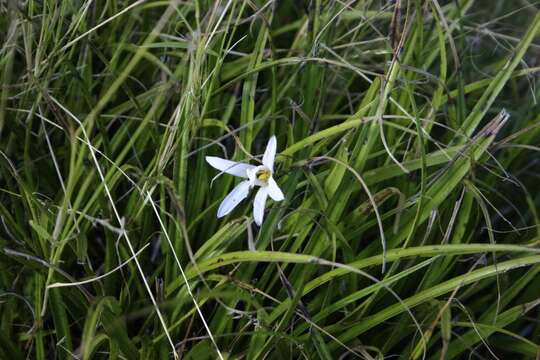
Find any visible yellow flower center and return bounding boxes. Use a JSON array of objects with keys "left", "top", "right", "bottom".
[{"left": 256, "top": 168, "right": 271, "bottom": 182}]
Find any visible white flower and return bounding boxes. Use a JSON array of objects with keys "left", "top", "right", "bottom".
[{"left": 205, "top": 136, "right": 285, "bottom": 225}]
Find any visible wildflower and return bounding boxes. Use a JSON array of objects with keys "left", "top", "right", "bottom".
[{"left": 206, "top": 136, "right": 284, "bottom": 225}]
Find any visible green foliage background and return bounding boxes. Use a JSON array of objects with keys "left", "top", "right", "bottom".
[{"left": 1, "top": 0, "right": 540, "bottom": 358}]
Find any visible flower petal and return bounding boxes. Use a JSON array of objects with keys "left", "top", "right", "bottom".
[
  {"left": 253, "top": 187, "right": 268, "bottom": 226},
  {"left": 262, "top": 136, "right": 277, "bottom": 170},
  {"left": 206, "top": 156, "right": 254, "bottom": 178},
  {"left": 246, "top": 166, "right": 257, "bottom": 187},
  {"left": 217, "top": 180, "right": 251, "bottom": 218},
  {"left": 267, "top": 177, "right": 284, "bottom": 201}
]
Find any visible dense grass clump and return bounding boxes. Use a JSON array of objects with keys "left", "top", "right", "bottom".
[{"left": 2, "top": 0, "right": 540, "bottom": 358}]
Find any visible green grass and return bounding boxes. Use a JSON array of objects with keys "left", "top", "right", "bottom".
[{"left": 1, "top": 0, "right": 540, "bottom": 359}]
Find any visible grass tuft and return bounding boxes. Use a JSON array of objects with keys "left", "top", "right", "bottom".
[{"left": 1, "top": 0, "right": 540, "bottom": 358}]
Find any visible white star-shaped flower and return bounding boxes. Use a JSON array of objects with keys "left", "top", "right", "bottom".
[{"left": 205, "top": 136, "right": 285, "bottom": 225}]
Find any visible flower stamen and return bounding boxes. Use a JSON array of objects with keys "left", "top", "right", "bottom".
[{"left": 256, "top": 168, "right": 271, "bottom": 182}]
